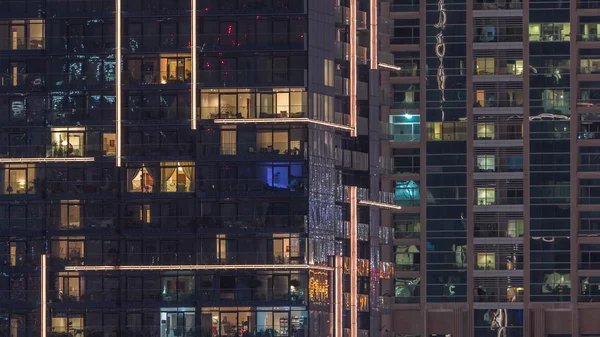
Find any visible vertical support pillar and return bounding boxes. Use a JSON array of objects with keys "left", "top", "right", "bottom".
[
  {"left": 41, "top": 254, "right": 47, "bottom": 337},
  {"left": 191, "top": 0, "right": 197, "bottom": 129},
  {"left": 115, "top": 0, "right": 122, "bottom": 167},
  {"left": 369, "top": 0, "right": 378, "bottom": 69},
  {"left": 349, "top": 186, "right": 358, "bottom": 337},
  {"left": 349, "top": 0, "right": 357, "bottom": 136},
  {"left": 335, "top": 255, "right": 344, "bottom": 337}
]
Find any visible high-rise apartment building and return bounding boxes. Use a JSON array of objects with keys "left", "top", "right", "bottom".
[
  {"left": 0, "top": 1, "right": 396, "bottom": 337},
  {"left": 388, "top": 0, "right": 600, "bottom": 335}
]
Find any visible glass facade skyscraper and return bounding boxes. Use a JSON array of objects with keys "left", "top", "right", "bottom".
[
  {"left": 389, "top": 0, "right": 600, "bottom": 335},
  {"left": 0, "top": 1, "right": 395, "bottom": 337}
]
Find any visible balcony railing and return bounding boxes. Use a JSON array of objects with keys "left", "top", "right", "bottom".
[
  {"left": 123, "top": 143, "right": 194, "bottom": 158},
  {"left": 200, "top": 106, "right": 307, "bottom": 119},
  {"left": 199, "top": 142, "right": 307, "bottom": 157},
  {"left": 198, "top": 178, "right": 307, "bottom": 196},
  {"left": 0, "top": 37, "right": 45, "bottom": 50},
  {"left": 390, "top": 3, "right": 419, "bottom": 12},
  {"left": 0, "top": 72, "right": 45, "bottom": 88},
  {"left": 0, "top": 144, "right": 113, "bottom": 159},
  {"left": 474, "top": 30, "right": 522, "bottom": 43},
  {"left": 196, "top": 32, "right": 306, "bottom": 51},
  {"left": 199, "top": 68, "right": 306, "bottom": 87},
  {"left": 124, "top": 70, "right": 190, "bottom": 85},
  {"left": 473, "top": 1, "right": 523, "bottom": 10}
]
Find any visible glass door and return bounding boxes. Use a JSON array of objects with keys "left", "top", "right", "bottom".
[
  {"left": 258, "top": 94, "right": 273, "bottom": 117},
  {"left": 160, "top": 310, "right": 195, "bottom": 337}
]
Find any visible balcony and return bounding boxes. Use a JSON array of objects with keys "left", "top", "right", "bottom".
[
  {"left": 474, "top": 279, "right": 524, "bottom": 303},
  {"left": 198, "top": 178, "right": 307, "bottom": 197},
  {"left": 334, "top": 5, "right": 350, "bottom": 25},
  {"left": 390, "top": 1, "right": 419, "bottom": 12},
  {"left": 474, "top": 59, "right": 524, "bottom": 81},
  {"left": 390, "top": 114, "right": 420, "bottom": 142},
  {"left": 334, "top": 41, "right": 349, "bottom": 61},
  {"left": 0, "top": 72, "right": 45, "bottom": 90},
  {"left": 473, "top": 26, "right": 523, "bottom": 48},
  {"left": 473, "top": 0, "right": 523, "bottom": 10},
  {"left": 474, "top": 248, "right": 523, "bottom": 271},
  {"left": 529, "top": 23, "right": 570, "bottom": 42},
  {"left": 335, "top": 76, "right": 349, "bottom": 96},
  {"left": 195, "top": 0, "right": 305, "bottom": 14},
  {"left": 580, "top": 0, "right": 600, "bottom": 8},
  {"left": 475, "top": 154, "right": 523, "bottom": 174},
  {"left": 123, "top": 143, "right": 194, "bottom": 159},
  {"left": 200, "top": 69, "right": 306, "bottom": 88},
  {"left": 197, "top": 33, "right": 306, "bottom": 52},
  {"left": 0, "top": 144, "right": 113, "bottom": 160},
  {"left": 475, "top": 186, "right": 523, "bottom": 207},
  {"left": 395, "top": 180, "right": 420, "bottom": 207},
  {"left": 199, "top": 141, "right": 307, "bottom": 158},
  {"left": 475, "top": 220, "right": 524, "bottom": 239},
  {"left": 334, "top": 148, "right": 369, "bottom": 171}
]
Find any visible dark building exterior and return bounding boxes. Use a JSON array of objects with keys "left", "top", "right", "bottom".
[
  {"left": 0, "top": 1, "right": 395, "bottom": 337},
  {"left": 388, "top": 0, "right": 600, "bottom": 336}
]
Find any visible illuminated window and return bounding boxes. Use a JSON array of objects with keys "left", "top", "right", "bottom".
[
  {"left": 529, "top": 23, "right": 570, "bottom": 42},
  {"left": 324, "top": 59, "right": 334, "bottom": 86},
  {"left": 1, "top": 164, "right": 36, "bottom": 195},
  {"left": 477, "top": 187, "right": 496, "bottom": 205},
  {"left": 220, "top": 127, "right": 237, "bottom": 155},
  {"left": 57, "top": 272, "right": 83, "bottom": 302},
  {"left": 160, "top": 162, "right": 194, "bottom": 193},
  {"left": 475, "top": 58, "right": 495, "bottom": 75},
  {"left": 581, "top": 23, "right": 600, "bottom": 41},
  {"left": 127, "top": 167, "right": 154, "bottom": 192},
  {"left": 51, "top": 315, "right": 84, "bottom": 337},
  {"left": 507, "top": 220, "right": 524, "bottom": 238},
  {"left": 476, "top": 252, "right": 496, "bottom": 269},
  {"left": 51, "top": 237, "right": 85, "bottom": 265},
  {"left": 0, "top": 19, "right": 45, "bottom": 50},
  {"left": 508, "top": 60, "right": 524, "bottom": 75},
  {"left": 60, "top": 200, "right": 81, "bottom": 230},
  {"left": 476, "top": 155, "right": 495, "bottom": 171},
  {"left": 200, "top": 88, "right": 307, "bottom": 119},
  {"left": 103, "top": 133, "right": 116, "bottom": 156},
  {"left": 51, "top": 127, "right": 86, "bottom": 157},
  {"left": 580, "top": 58, "right": 600, "bottom": 74},
  {"left": 476, "top": 122, "right": 495, "bottom": 140},
  {"left": 542, "top": 89, "right": 569, "bottom": 114}
]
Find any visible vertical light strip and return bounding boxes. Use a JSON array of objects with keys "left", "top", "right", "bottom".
[
  {"left": 369, "top": 0, "right": 378, "bottom": 69},
  {"left": 191, "top": 0, "right": 197, "bottom": 129},
  {"left": 335, "top": 255, "right": 343, "bottom": 337},
  {"left": 40, "top": 254, "right": 47, "bottom": 337},
  {"left": 349, "top": 186, "right": 358, "bottom": 337},
  {"left": 349, "top": 0, "right": 357, "bottom": 137},
  {"left": 115, "top": 0, "right": 122, "bottom": 167}
]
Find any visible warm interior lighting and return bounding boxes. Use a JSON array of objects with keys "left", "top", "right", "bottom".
[
  {"left": 41, "top": 254, "right": 47, "bottom": 337},
  {"left": 370, "top": 0, "right": 377, "bottom": 69},
  {"left": 335, "top": 255, "right": 343, "bottom": 337},
  {"left": 64, "top": 264, "right": 333, "bottom": 271},
  {"left": 358, "top": 200, "right": 403, "bottom": 210},
  {"left": 0, "top": 157, "right": 95, "bottom": 163},
  {"left": 349, "top": 0, "right": 357, "bottom": 137},
  {"left": 213, "top": 118, "right": 355, "bottom": 131},
  {"left": 115, "top": 0, "right": 122, "bottom": 167},
  {"left": 191, "top": 0, "right": 197, "bottom": 130},
  {"left": 349, "top": 186, "right": 358, "bottom": 337}
]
